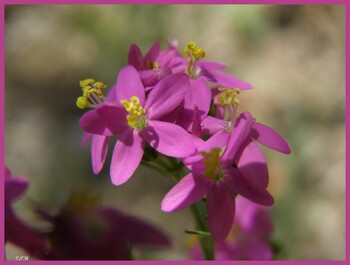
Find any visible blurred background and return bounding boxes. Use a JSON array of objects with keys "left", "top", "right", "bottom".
[{"left": 5, "top": 4, "right": 345, "bottom": 260}]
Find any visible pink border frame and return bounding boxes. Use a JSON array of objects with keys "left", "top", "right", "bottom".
[{"left": 1, "top": 1, "right": 348, "bottom": 264}]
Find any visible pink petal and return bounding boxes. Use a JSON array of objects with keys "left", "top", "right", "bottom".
[
  {"left": 158, "top": 48, "right": 177, "bottom": 67},
  {"left": 202, "top": 68, "right": 253, "bottom": 90},
  {"left": 144, "top": 41, "right": 160, "bottom": 64},
  {"left": 128, "top": 44, "right": 145, "bottom": 70},
  {"left": 192, "top": 105, "right": 201, "bottom": 137},
  {"left": 175, "top": 108, "right": 194, "bottom": 132},
  {"left": 116, "top": 66, "right": 145, "bottom": 105},
  {"left": 250, "top": 122, "right": 291, "bottom": 154},
  {"left": 110, "top": 129, "right": 145, "bottom": 186},
  {"left": 226, "top": 168, "right": 274, "bottom": 206},
  {"left": 221, "top": 112, "right": 254, "bottom": 162},
  {"left": 5, "top": 177, "right": 28, "bottom": 202},
  {"left": 79, "top": 105, "right": 128, "bottom": 136},
  {"left": 161, "top": 173, "right": 211, "bottom": 212},
  {"left": 105, "top": 83, "right": 117, "bottom": 101},
  {"left": 183, "top": 77, "right": 211, "bottom": 118},
  {"left": 80, "top": 132, "right": 92, "bottom": 147},
  {"left": 215, "top": 105, "right": 225, "bottom": 120},
  {"left": 202, "top": 116, "right": 229, "bottom": 135},
  {"left": 139, "top": 69, "right": 159, "bottom": 87},
  {"left": 159, "top": 105, "right": 182, "bottom": 123},
  {"left": 236, "top": 139, "right": 269, "bottom": 190},
  {"left": 198, "top": 61, "right": 227, "bottom": 69},
  {"left": 145, "top": 73, "right": 190, "bottom": 120},
  {"left": 207, "top": 183, "right": 235, "bottom": 241},
  {"left": 182, "top": 129, "right": 230, "bottom": 165},
  {"left": 141, "top": 120, "right": 196, "bottom": 158},
  {"left": 91, "top": 135, "right": 108, "bottom": 175}
]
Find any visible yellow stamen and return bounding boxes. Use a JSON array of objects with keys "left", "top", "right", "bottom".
[
  {"left": 121, "top": 96, "right": 147, "bottom": 130},
  {"left": 146, "top": 61, "right": 160, "bottom": 71},
  {"left": 93, "top": 81, "right": 107, "bottom": 89},
  {"left": 217, "top": 87, "right": 241, "bottom": 106},
  {"left": 76, "top": 78, "right": 106, "bottom": 109},
  {"left": 80, "top": 78, "right": 95, "bottom": 88},
  {"left": 184, "top": 42, "right": 206, "bottom": 60},
  {"left": 76, "top": 96, "right": 90, "bottom": 109},
  {"left": 200, "top": 148, "right": 224, "bottom": 181}
]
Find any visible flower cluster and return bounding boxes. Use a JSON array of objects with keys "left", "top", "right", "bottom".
[{"left": 77, "top": 40, "right": 291, "bottom": 243}]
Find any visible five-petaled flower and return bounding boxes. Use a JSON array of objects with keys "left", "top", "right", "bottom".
[
  {"left": 161, "top": 112, "right": 290, "bottom": 241},
  {"left": 80, "top": 65, "right": 196, "bottom": 185}
]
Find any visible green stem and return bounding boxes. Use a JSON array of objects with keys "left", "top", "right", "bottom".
[
  {"left": 143, "top": 154, "right": 215, "bottom": 260},
  {"left": 189, "top": 203, "right": 215, "bottom": 260}
]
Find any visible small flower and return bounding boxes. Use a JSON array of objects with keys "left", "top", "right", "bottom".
[
  {"left": 37, "top": 190, "right": 171, "bottom": 260},
  {"left": 161, "top": 112, "right": 290, "bottom": 241},
  {"left": 77, "top": 79, "right": 118, "bottom": 175},
  {"left": 80, "top": 65, "right": 196, "bottom": 185},
  {"left": 128, "top": 41, "right": 184, "bottom": 88},
  {"left": 176, "top": 42, "right": 253, "bottom": 128},
  {"left": 5, "top": 167, "right": 48, "bottom": 258}
]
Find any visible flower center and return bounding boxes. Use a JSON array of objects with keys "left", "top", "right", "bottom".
[
  {"left": 76, "top": 78, "right": 107, "bottom": 109},
  {"left": 146, "top": 61, "right": 160, "bottom": 71},
  {"left": 217, "top": 87, "right": 241, "bottom": 126},
  {"left": 184, "top": 42, "right": 205, "bottom": 78},
  {"left": 200, "top": 148, "right": 224, "bottom": 181},
  {"left": 120, "top": 96, "right": 147, "bottom": 130},
  {"left": 67, "top": 189, "right": 99, "bottom": 214},
  {"left": 217, "top": 87, "right": 241, "bottom": 106}
]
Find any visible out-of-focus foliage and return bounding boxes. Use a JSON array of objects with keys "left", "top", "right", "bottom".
[{"left": 5, "top": 5, "right": 345, "bottom": 260}]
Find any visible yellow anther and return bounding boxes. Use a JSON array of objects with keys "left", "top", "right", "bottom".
[
  {"left": 130, "top": 96, "right": 140, "bottom": 105},
  {"left": 76, "top": 96, "right": 90, "bottom": 109},
  {"left": 93, "top": 81, "right": 107, "bottom": 89},
  {"left": 146, "top": 61, "right": 160, "bottom": 71},
  {"left": 217, "top": 87, "right": 241, "bottom": 106},
  {"left": 152, "top": 61, "right": 160, "bottom": 71},
  {"left": 200, "top": 148, "right": 223, "bottom": 181},
  {"left": 76, "top": 78, "right": 106, "bottom": 110},
  {"left": 80, "top": 78, "right": 95, "bottom": 88},
  {"left": 184, "top": 42, "right": 205, "bottom": 60},
  {"left": 121, "top": 96, "right": 147, "bottom": 130}
]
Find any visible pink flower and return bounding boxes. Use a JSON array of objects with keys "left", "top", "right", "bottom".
[
  {"left": 79, "top": 79, "right": 119, "bottom": 175},
  {"left": 192, "top": 196, "right": 274, "bottom": 260},
  {"left": 5, "top": 167, "right": 48, "bottom": 258},
  {"left": 161, "top": 112, "right": 290, "bottom": 241},
  {"left": 36, "top": 191, "right": 171, "bottom": 260},
  {"left": 128, "top": 41, "right": 184, "bottom": 88},
  {"left": 173, "top": 42, "right": 253, "bottom": 131},
  {"left": 80, "top": 65, "right": 196, "bottom": 185}
]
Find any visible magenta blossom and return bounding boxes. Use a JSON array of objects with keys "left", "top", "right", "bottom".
[
  {"left": 37, "top": 200, "right": 171, "bottom": 260},
  {"left": 80, "top": 65, "right": 196, "bottom": 185},
  {"left": 175, "top": 42, "right": 253, "bottom": 122},
  {"left": 128, "top": 41, "right": 184, "bottom": 88},
  {"left": 79, "top": 79, "right": 120, "bottom": 175},
  {"left": 5, "top": 167, "right": 48, "bottom": 258},
  {"left": 202, "top": 112, "right": 291, "bottom": 192},
  {"left": 192, "top": 196, "right": 274, "bottom": 260},
  {"left": 161, "top": 112, "right": 290, "bottom": 241}
]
